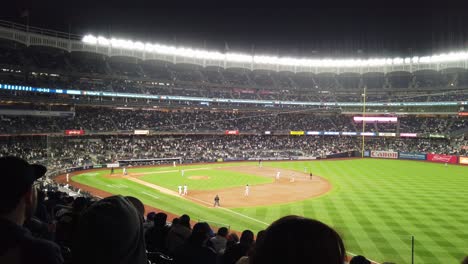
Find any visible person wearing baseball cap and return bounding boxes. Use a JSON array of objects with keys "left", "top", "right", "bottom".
[{"left": 0, "top": 156, "right": 63, "bottom": 264}]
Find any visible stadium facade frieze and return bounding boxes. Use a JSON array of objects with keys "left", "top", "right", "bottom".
[{"left": 2, "top": 20, "right": 468, "bottom": 74}]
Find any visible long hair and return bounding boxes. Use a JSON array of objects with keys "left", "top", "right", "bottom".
[{"left": 251, "top": 215, "right": 346, "bottom": 264}]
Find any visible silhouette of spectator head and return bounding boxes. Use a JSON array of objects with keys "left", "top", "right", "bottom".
[
  {"left": 240, "top": 229, "right": 254, "bottom": 246},
  {"left": 153, "top": 212, "right": 167, "bottom": 227},
  {"left": 73, "top": 195, "right": 147, "bottom": 264},
  {"left": 350, "top": 255, "right": 371, "bottom": 264},
  {"left": 0, "top": 156, "right": 46, "bottom": 224},
  {"left": 125, "top": 196, "right": 145, "bottom": 222},
  {"left": 188, "top": 222, "right": 212, "bottom": 246},
  {"left": 146, "top": 212, "right": 156, "bottom": 222},
  {"left": 217, "top": 227, "right": 229, "bottom": 237},
  {"left": 462, "top": 256, "right": 468, "bottom": 264},
  {"left": 179, "top": 214, "right": 191, "bottom": 229},
  {"left": 251, "top": 215, "right": 346, "bottom": 264}
]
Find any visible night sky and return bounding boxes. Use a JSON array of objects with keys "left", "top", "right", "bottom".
[{"left": 1, "top": 2, "right": 468, "bottom": 58}]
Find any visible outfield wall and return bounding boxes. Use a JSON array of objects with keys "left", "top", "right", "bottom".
[{"left": 368, "top": 150, "right": 466, "bottom": 165}]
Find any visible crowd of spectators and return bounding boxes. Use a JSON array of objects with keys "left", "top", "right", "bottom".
[
  {"left": 0, "top": 106, "right": 466, "bottom": 134},
  {"left": 1, "top": 135, "right": 466, "bottom": 175}
]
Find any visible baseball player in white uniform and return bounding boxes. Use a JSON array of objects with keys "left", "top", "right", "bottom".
[
  {"left": 244, "top": 184, "right": 250, "bottom": 196},
  {"left": 181, "top": 169, "right": 185, "bottom": 177},
  {"left": 276, "top": 171, "right": 280, "bottom": 181},
  {"left": 183, "top": 184, "right": 188, "bottom": 195},
  {"left": 123, "top": 167, "right": 127, "bottom": 175},
  {"left": 66, "top": 173, "right": 69, "bottom": 183},
  {"left": 178, "top": 185, "right": 182, "bottom": 195}
]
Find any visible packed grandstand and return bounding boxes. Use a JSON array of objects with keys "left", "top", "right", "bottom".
[{"left": 0, "top": 19, "right": 467, "bottom": 264}]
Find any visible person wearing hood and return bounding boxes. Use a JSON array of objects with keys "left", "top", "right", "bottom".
[{"left": 72, "top": 195, "right": 147, "bottom": 264}]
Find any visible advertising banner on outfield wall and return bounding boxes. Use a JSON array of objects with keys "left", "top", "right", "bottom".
[
  {"left": 364, "top": 151, "right": 370, "bottom": 157},
  {"left": 399, "top": 152, "right": 426, "bottom": 160},
  {"left": 106, "top": 163, "right": 120, "bottom": 168},
  {"left": 426, "top": 154, "right": 458, "bottom": 164},
  {"left": 459, "top": 156, "right": 468, "bottom": 165},
  {"left": 371, "top": 151, "right": 398, "bottom": 159},
  {"left": 326, "top": 151, "right": 356, "bottom": 159}
]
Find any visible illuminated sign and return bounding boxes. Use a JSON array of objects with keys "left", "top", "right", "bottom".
[
  {"left": 64, "top": 130, "right": 85, "bottom": 135},
  {"left": 400, "top": 133, "right": 417, "bottom": 137},
  {"left": 290, "top": 131, "right": 305, "bottom": 135},
  {"left": 306, "top": 131, "right": 321, "bottom": 135},
  {"left": 360, "top": 132, "right": 376, "bottom": 136},
  {"left": 354, "top": 116, "right": 398, "bottom": 122},
  {"left": 324, "top": 131, "right": 340, "bottom": 135},
  {"left": 378, "top": 132, "right": 396, "bottom": 137},
  {"left": 225, "top": 130, "right": 239, "bottom": 135},
  {"left": 134, "top": 130, "right": 150, "bottom": 135},
  {"left": 341, "top": 132, "right": 357, "bottom": 136}
]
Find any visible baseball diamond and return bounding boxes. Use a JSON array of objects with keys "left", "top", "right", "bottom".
[{"left": 54, "top": 159, "right": 468, "bottom": 264}]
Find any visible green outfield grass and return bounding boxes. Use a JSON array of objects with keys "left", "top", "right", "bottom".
[{"left": 72, "top": 159, "right": 468, "bottom": 263}]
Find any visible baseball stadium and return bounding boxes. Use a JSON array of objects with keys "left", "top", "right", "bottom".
[{"left": 0, "top": 9, "right": 467, "bottom": 264}]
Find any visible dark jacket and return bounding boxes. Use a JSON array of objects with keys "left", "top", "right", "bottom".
[{"left": 0, "top": 218, "right": 63, "bottom": 264}]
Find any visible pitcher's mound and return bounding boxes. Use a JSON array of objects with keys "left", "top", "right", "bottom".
[{"left": 189, "top": 176, "right": 211, "bottom": 180}]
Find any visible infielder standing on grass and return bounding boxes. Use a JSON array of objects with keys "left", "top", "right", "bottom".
[
  {"left": 183, "top": 184, "right": 188, "bottom": 195},
  {"left": 244, "top": 184, "right": 250, "bottom": 196},
  {"left": 181, "top": 169, "right": 185, "bottom": 177},
  {"left": 178, "top": 185, "right": 182, "bottom": 195}
]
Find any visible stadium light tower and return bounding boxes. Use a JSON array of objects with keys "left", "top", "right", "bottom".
[{"left": 361, "top": 86, "right": 367, "bottom": 158}]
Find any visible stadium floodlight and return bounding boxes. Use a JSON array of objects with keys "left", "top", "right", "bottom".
[
  {"left": 254, "top": 55, "right": 283, "bottom": 65},
  {"left": 226, "top": 53, "right": 252, "bottom": 63},
  {"left": 82, "top": 34, "right": 468, "bottom": 68},
  {"left": 419, "top": 56, "right": 431, "bottom": 63},
  {"left": 392, "top": 58, "right": 404, "bottom": 65},
  {"left": 97, "top": 36, "right": 110, "bottom": 46},
  {"left": 83, "top": 35, "right": 98, "bottom": 45}
]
